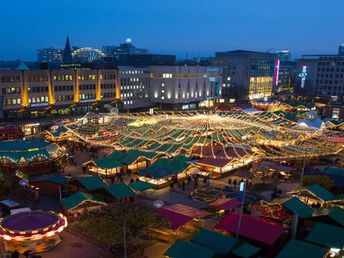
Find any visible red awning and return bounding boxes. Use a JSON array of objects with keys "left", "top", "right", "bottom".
[
  {"left": 158, "top": 208, "right": 193, "bottom": 230},
  {"left": 215, "top": 213, "right": 284, "bottom": 245},
  {"left": 209, "top": 198, "right": 241, "bottom": 210},
  {"left": 163, "top": 203, "right": 210, "bottom": 218}
]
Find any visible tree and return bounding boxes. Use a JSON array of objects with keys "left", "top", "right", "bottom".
[
  {"left": 72, "top": 204, "right": 169, "bottom": 251},
  {"left": 302, "top": 175, "right": 334, "bottom": 190}
]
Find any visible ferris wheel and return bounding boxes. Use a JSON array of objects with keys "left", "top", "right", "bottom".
[{"left": 71, "top": 47, "right": 107, "bottom": 62}]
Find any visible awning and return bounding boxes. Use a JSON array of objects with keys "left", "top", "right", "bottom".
[
  {"left": 209, "top": 198, "right": 241, "bottom": 210},
  {"left": 129, "top": 181, "right": 155, "bottom": 191},
  {"left": 277, "top": 240, "right": 327, "bottom": 258},
  {"left": 164, "top": 240, "right": 217, "bottom": 258},
  {"left": 158, "top": 208, "right": 193, "bottom": 230},
  {"left": 306, "top": 222, "right": 344, "bottom": 249},
  {"left": 216, "top": 213, "right": 284, "bottom": 246}
]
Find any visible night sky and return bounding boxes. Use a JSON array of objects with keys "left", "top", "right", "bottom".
[{"left": 1, "top": 0, "right": 343, "bottom": 60}]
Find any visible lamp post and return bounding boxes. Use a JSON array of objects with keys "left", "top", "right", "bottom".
[{"left": 236, "top": 181, "right": 245, "bottom": 238}]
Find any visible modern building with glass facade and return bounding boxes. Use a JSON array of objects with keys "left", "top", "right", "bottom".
[
  {"left": 118, "top": 66, "right": 151, "bottom": 110},
  {"left": 213, "top": 50, "right": 276, "bottom": 100},
  {"left": 37, "top": 48, "right": 64, "bottom": 64}
]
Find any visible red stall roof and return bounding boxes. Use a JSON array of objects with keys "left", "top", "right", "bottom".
[
  {"left": 158, "top": 208, "right": 193, "bottom": 230},
  {"left": 209, "top": 198, "right": 241, "bottom": 210},
  {"left": 216, "top": 213, "right": 284, "bottom": 245}
]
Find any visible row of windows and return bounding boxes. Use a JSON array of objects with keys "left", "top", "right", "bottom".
[
  {"left": 100, "top": 83, "right": 116, "bottom": 89},
  {"left": 120, "top": 78, "right": 149, "bottom": 85},
  {"left": 78, "top": 75, "right": 96, "bottom": 81},
  {"left": 29, "top": 76, "right": 48, "bottom": 82},
  {"left": 102, "top": 92, "right": 115, "bottom": 98},
  {"left": 53, "top": 75, "right": 73, "bottom": 81},
  {"left": 1, "top": 76, "right": 21, "bottom": 83},
  {"left": 79, "top": 84, "right": 96, "bottom": 90},
  {"left": 317, "top": 73, "right": 344, "bottom": 78},
  {"left": 316, "top": 80, "right": 344, "bottom": 84},
  {"left": 121, "top": 85, "right": 145, "bottom": 90},
  {"left": 55, "top": 85, "right": 74, "bottom": 92},
  {"left": 119, "top": 70, "right": 145, "bottom": 75},
  {"left": 28, "top": 97, "right": 49, "bottom": 104},
  {"left": 100, "top": 74, "right": 116, "bottom": 80},
  {"left": 3, "top": 98, "right": 21, "bottom": 106},
  {"left": 317, "top": 68, "right": 344, "bottom": 72},
  {"left": 1, "top": 87, "right": 21, "bottom": 95},
  {"left": 79, "top": 94, "right": 96, "bottom": 100},
  {"left": 28, "top": 86, "right": 48, "bottom": 93},
  {"left": 56, "top": 95, "right": 74, "bottom": 102},
  {"left": 315, "top": 86, "right": 344, "bottom": 91}
]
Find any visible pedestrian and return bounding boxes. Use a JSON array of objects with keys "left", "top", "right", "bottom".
[
  {"left": 182, "top": 181, "right": 185, "bottom": 190},
  {"left": 187, "top": 175, "right": 192, "bottom": 185}
]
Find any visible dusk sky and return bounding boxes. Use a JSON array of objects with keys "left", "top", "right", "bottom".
[{"left": 1, "top": 0, "right": 343, "bottom": 60}]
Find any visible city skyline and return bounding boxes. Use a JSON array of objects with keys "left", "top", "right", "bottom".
[{"left": 1, "top": 0, "right": 344, "bottom": 60}]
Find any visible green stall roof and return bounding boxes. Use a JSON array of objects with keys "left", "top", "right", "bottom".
[
  {"left": 306, "top": 184, "right": 335, "bottom": 201},
  {"left": 77, "top": 176, "right": 107, "bottom": 191},
  {"left": 129, "top": 181, "right": 155, "bottom": 191},
  {"left": 191, "top": 228, "right": 239, "bottom": 254},
  {"left": 277, "top": 240, "right": 327, "bottom": 258},
  {"left": 312, "top": 207, "right": 344, "bottom": 227},
  {"left": 61, "top": 191, "right": 104, "bottom": 210},
  {"left": 105, "top": 183, "right": 136, "bottom": 200},
  {"left": 164, "top": 240, "right": 217, "bottom": 258},
  {"left": 231, "top": 242, "right": 260, "bottom": 258},
  {"left": 306, "top": 222, "right": 344, "bottom": 249},
  {"left": 282, "top": 197, "right": 313, "bottom": 218}
]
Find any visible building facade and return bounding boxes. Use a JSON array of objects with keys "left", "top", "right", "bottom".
[
  {"left": 0, "top": 68, "right": 119, "bottom": 120},
  {"left": 118, "top": 66, "right": 151, "bottom": 110},
  {"left": 37, "top": 48, "right": 64, "bottom": 64},
  {"left": 148, "top": 65, "right": 222, "bottom": 109},
  {"left": 213, "top": 50, "right": 276, "bottom": 100},
  {"left": 296, "top": 51, "right": 344, "bottom": 100}
]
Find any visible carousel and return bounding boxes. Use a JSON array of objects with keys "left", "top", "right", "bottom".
[{"left": 0, "top": 210, "right": 67, "bottom": 254}]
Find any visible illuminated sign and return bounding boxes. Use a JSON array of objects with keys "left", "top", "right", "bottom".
[
  {"left": 273, "top": 60, "right": 280, "bottom": 86},
  {"left": 300, "top": 66, "right": 307, "bottom": 88},
  {"left": 30, "top": 103, "right": 49, "bottom": 108}
]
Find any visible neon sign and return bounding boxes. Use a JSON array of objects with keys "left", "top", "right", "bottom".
[
  {"left": 299, "top": 66, "right": 307, "bottom": 88},
  {"left": 273, "top": 60, "right": 280, "bottom": 86}
]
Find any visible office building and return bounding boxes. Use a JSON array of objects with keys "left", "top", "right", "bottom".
[
  {"left": 213, "top": 50, "right": 276, "bottom": 100},
  {"left": 102, "top": 38, "right": 148, "bottom": 59},
  {"left": 118, "top": 66, "right": 151, "bottom": 110},
  {"left": 276, "top": 50, "right": 291, "bottom": 61},
  {"left": 296, "top": 46, "right": 344, "bottom": 100},
  {"left": 0, "top": 66, "right": 119, "bottom": 120},
  {"left": 149, "top": 65, "right": 222, "bottom": 110},
  {"left": 37, "top": 48, "right": 64, "bottom": 64},
  {"left": 338, "top": 44, "right": 344, "bottom": 56},
  {"left": 117, "top": 54, "right": 176, "bottom": 66}
]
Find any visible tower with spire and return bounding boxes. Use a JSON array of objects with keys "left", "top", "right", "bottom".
[{"left": 63, "top": 35, "right": 73, "bottom": 63}]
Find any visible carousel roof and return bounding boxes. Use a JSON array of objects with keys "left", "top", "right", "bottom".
[{"left": 65, "top": 111, "right": 343, "bottom": 164}]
